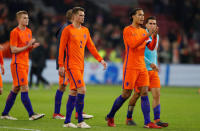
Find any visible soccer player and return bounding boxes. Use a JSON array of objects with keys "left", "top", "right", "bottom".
[
  {"left": 0, "top": 47, "right": 5, "bottom": 95},
  {"left": 53, "top": 9, "right": 93, "bottom": 120},
  {"left": 0, "top": 11, "right": 45, "bottom": 120},
  {"left": 58, "top": 7, "right": 107, "bottom": 128},
  {"left": 126, "top": 16, "right": 168, "bottom": 127},
  {"left": 105, "top": 8, "right": 162, "bottom": 128}
]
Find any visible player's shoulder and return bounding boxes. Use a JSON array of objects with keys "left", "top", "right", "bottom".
[
  {"left": 26, "top": 27, "right": 32, "bottom": 33},
  {"left": 81, "top": 25, "right": 89, "bottom": 32},
  {"left": 63, "top": 24, "right": 73, "bottom": 32},
  {"left": 123, "top": 25, "right": 131, "bottom": 31},
  {"left": 11, "top": 27, "right": 19, "bottom": 34}
]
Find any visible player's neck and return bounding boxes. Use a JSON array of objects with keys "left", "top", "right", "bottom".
[
  {"left": 131, "top": 23, "right": 141, "bottom": 28},
  {"left": 18, "top": 24, "right": 26, "bottom": 30},
  {"left": 72, "top": 22, "right": 81, "bottom": 29}
]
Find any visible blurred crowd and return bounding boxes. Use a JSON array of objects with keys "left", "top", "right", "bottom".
[{"left": 0, "top": 0, "right": 200, "bottom": 64}]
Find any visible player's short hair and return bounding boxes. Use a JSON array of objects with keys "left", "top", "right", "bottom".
[
  {"left": 145, "top": 16, "right": 156, "bottom": 24},
  {"left": 66, "top": 9, "right": 73, "bottom": 21},
  {"left": 16, "top": 10, "right": 28, "bottom": 19},
  {"left": 72, "top": 7, "right": 85, "bottom": 14},
  {"left": 129, "top": 8, "right": 143, "bottom": 22}
]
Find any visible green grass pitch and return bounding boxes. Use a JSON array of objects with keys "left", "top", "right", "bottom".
[{"left": 0, "top": 83, "right": 200, "bottom": 131}]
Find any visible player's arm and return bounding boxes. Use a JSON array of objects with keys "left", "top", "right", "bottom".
[
  {"left": 86, "top": 30, "right": 107, "bottom": 70},
  {"left": 145, "top": 56, "right": 159, "bottom": 72},
  {"left": 58, "top": 28, "right": 69, "bottom": 76},
  {"left": 146, "top": 35, "right": 157, "bottom": 50},
  {"left": 0, "top": 51, "right": 4, "bottom": 75},
  {"left": 145, "top": 56, "right": 152, "bottom": 65},
  {"left": 123, "top": 28, "right": 150, "bottom": 49},
  {"left": 146, "top": 27, "right": 159, "bottom": 50}
]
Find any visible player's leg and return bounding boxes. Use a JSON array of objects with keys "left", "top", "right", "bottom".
[
  {"left": 106, "top": 89, "right": 132, "bottom": 127},
  {"left": 138, "top": 70, "right": 161, "bottom": 128},
  {"left": 1, "top": 64, "right": 20, "bottom": 120},
  {"left": 150, "top": 71, "right": 168, "bottom": 127},
  {"left": 64, "top": 89, "right": 77, "bottom": 128},
  {"left": 53, "top": 74, "right": 67, "bottom": 119},
  {"left": 106, "top": 69, "right": 135, "bottom": 127},
  {"left": 1, "top": 85, "right": 20, "bottom": 120},
  {"left": 20, "top": 64, "right": 44, "bottom": 120},
  {"left": 63, "top": 70, "right": 78, "bottom": 128},
  {"left": 126, "top": 90, "right": 140, "bottom": 125},
  {"left": 37, "top": 67, "right": 50, "bottom": 88},
  {"left": 75, "top": 70, "right": 93, "bottom": 120}
]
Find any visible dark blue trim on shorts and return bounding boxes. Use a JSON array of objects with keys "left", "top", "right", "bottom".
[
  {"left": 69, "top": 69, "right": 77, "bottom": 88},
  {"left": 122, "top": 46, "right": 129, "bottom": 89},
  {"left": 15, "top": 64, "right": 20, "bottom": 86},
  {"left": 63, "top": 74, "right": 65, "bottom": 85}
]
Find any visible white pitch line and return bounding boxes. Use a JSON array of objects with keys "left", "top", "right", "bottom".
[{"left": 0, "top": 126, "right": 40, "bottom": 131}]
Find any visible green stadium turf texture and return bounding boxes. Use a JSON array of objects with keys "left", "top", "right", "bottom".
[{"left": 0, "top": 83, "right": 200, "bottom": 131}]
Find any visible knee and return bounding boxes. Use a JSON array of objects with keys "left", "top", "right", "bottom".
[
  {"left": 12, "top": 86, "right": 20, "bottom": 93},
  {"left": 122, "top": 92, "right": 131, "bottom": 99},
  {"left": 140, "top": 90, "right": 148, "bottom": 96},
  {"left": 133, "top": 92, "right": 140, "bottom": 99},
  {"left": 59, "top": 85, "right": 66, "bottom": 92},
  {"left": 153, "top": 93, "right": 160, "bottom": 100},
  {"left": 21, "top": 86, "right": 29, "bottom": 92},
  {"left": 69, "top": 89, "right": 77, "bottom": 96},
  {"left": 77, "top": 87, "right": 86, "bottom": 94}
]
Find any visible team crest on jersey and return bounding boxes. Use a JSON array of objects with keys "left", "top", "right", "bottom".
[
  {"left": 143, "top": 33, "right": 146, "bottom": 36},
  {"left": 83, "top": 34, "right": 87, "bottom": 39},
  {"left": 28, "top": 34, "right": 30, "bottom": 39},
  {"left": 126, "top": 82, "right": 129, "bottom": 86},
  {"left": 78, "top": 80, "right": 81, "bottom": 84},
  {"left": 21, "top": 78, "right": 24, "bottom": 82}
]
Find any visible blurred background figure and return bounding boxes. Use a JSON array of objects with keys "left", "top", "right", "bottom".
[{"left": 29, "top": 37, "right": 51, "bottom": 89}]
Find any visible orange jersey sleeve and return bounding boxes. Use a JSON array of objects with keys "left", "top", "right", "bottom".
[
  {"left": 123, "top": 26, "right": 149, "bottom": 49},
  {"left": 10, "top": 29, "right": 18, "bottom": 47},
  {"left": 58, "top": 27, "right": 69, "bottom": 68},
  {"left": 147, "top": 35, "right": 157, "bottom": 50},
  {"left": 86, "top": 29, "right": 103, "bottom": 62},
  {"left": 0, "top": 51, "right": 3, "bottom": 65}
]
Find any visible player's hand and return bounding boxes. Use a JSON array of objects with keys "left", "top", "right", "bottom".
[
  {"left": 59, "top": 67, "right": 65, "bottom": 77},
  {"left": 1, "top": 65, "right": 5, "bottom": 75},
  {"left": 150, "top": 63, "right": 159, "bottom": 72},
  {"left": 27, "top": 38, "right": 36, "bottom": 48},
  {"left": 0, "top": 88, "right": 2, "bottom": 95},
  {"left": 100, "top": 60, "right": 107, "bottom": 70},
  {"left": 32, "top": 42, "right": 40, "bottom": 49},
  {"left": 153, "top": 26, "right": 159, "bottom": 37}
]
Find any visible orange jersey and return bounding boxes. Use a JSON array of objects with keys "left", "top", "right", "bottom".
[
  {"left": 58, "top": 24, "right": 103, "bottom": 70},
  {"left": 123, "top": 25, "right": 157, "bottom": 70},
  {"left": 0, "top": 51, "right": 3, "bottom": 66},
  {"left": 10, "top": 27, "right": 32, "bottom": 66}
]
